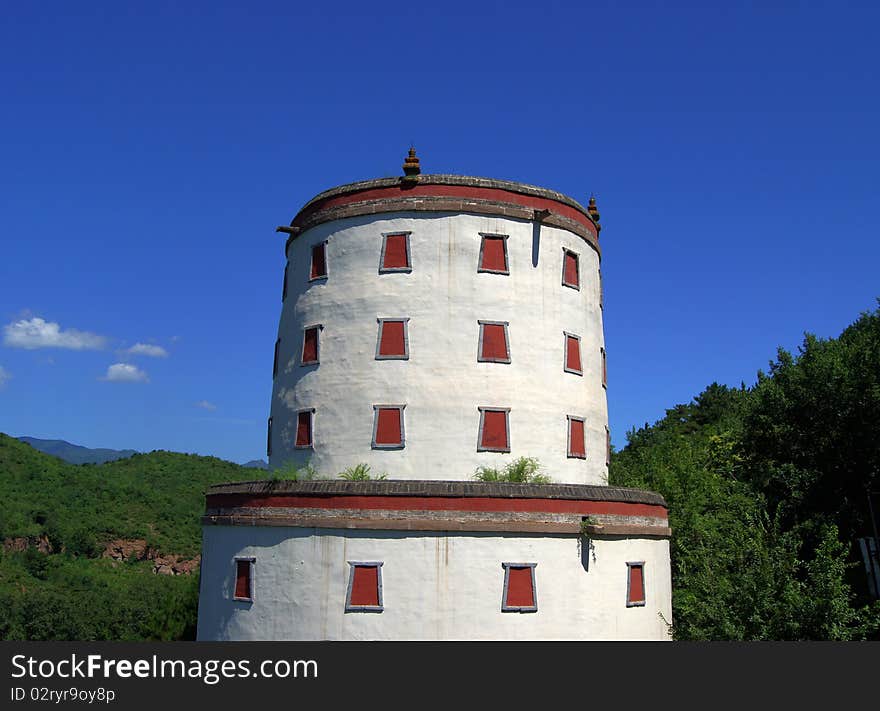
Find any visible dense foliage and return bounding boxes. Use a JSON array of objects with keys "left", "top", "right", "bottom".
[
  {"left": 0, "top": 436, "right": 255, "bottom": 640},
  {"left": 0, "top": 552, "right": 199, "bottom": 641},
  {"left": 611, "top": 303, "right": 880, "bottom": 639}
]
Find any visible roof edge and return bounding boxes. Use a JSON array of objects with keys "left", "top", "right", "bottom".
[
  {"left": 295, "top": 174, "right": 593, "bottom": 222},
  {"left": 205, "top": 479, "right": 667, "bottom": 508}
]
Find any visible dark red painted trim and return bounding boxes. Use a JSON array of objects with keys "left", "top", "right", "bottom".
[
  {"left": 296, "top": 184, "right": 597, "bottom": 238},
  {"left": 206, "top": 493, "right": 667, "bottom": 519}
]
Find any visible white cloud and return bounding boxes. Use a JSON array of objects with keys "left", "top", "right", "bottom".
[
  {"left": 126, "top": 343, "right": 168, "bottom": 358},
  {"left": 0, "top": 366, "right": 10, "bottom": 388},
  {"left": 195, "top": 400, "right": 217, "bottom": 411},
  {"left": 101, "top": 363, "right": 149, "bottom": 383},
  {"left": 3, "top": 317, "right": 106, "bottom": 350}
]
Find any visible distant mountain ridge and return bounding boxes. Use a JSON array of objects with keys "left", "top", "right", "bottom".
[
  {"left": 17, "top": 435, "right": 268, "bottom": 468},
  {"left": 242, "top": 459, "right": 268, "bottom": 469},
  {"left": 18, "top": 437, "right": 139, "bottom": 465}
]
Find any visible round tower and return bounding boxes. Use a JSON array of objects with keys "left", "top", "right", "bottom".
[
  {"left": 197, "top": 151, "right": 672, "bottom": 641},
  {"left": 268, "top": 153, "right": 608, "bottom": 484}
]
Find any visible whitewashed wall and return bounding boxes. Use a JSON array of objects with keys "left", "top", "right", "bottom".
[
  {"left": 197, "top": 526, "right": 671, "bottom": 641},
  {"left": 269, "top": 211, "right": 608, "bottom": 484}
]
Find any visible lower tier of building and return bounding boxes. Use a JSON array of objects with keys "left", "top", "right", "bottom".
[{"left": 196, "top": 480, "right": 672, "bottom": 641}]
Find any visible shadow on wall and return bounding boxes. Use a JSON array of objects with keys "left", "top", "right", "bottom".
[{"left": 531, "top": 222, "right": 541, "bottom": 267}]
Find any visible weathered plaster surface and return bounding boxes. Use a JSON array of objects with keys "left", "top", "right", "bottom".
[
  {"left": 196, "top": 525, "right": 672, "bottom": 641},
  {"left": 270, "top": 211, "right": 607, "bottom": 484}
]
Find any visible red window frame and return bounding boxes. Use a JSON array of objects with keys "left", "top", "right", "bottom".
[
  {"left": 606, "top": 425, "right": 611, "bottom": 467},
  {"left": 295, "top": 408, "right": 314, "bottom": 449},
  {"left": 372, "top": 405, "right": 405, "bottom": 449},
  {"left": 567, "top": 416, "right": 586, "bottom": 459},
  {"left": 478, "top": 233, "right": 509, "bottom": 275},
  {"left": 301, "top": 325, "right": 321, "bottom": 365},
  {"left": 234, "top": 558, "right": 254, "bottom": 602},
  {"left": 375, "top": 319, "right": 409, "bottom": 360},
  {"left": 627, "top": 562, "right": 646, "bottom": 607},
  {"left": 562, "top": 249, "right": 580, "bottom": 290},
  {"left": 379, "top": 232, "right": 412, "bottom": 273},
  {"left": 502, "top": 563, "right": 537, "bottom": 612},
  {"left": 345, "top": 562, "right": 384, "bottom": 612},
  {"left": 601, "top": 347, "right": 607, "bottom": 388},
  {"left": 266, "top": 416, "right": 272, "bottom": 458},
  {"left": 478, "top": 407, "right": 510, "bottom": 452},
  {"left": 478, "top": 321, "right": 511, "bottom": 363},
  {"left": 564, "top": 333, "right": 582, "bottom": 375},
  {"left": 310, "top": 242, "right": 327, "bottom": 280}
]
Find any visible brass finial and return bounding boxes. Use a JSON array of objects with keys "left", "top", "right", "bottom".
[
  {"left": 588, "top": 194, "right": 601, "bottom": 230},
  {"left": 402, "top": 146, "right": 421, "bottom": 177}
]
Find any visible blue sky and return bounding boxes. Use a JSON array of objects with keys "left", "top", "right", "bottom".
[{"left": 1, "top": 1, "right": 878, "bottom": 464}]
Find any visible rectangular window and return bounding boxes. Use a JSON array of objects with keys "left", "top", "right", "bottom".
[
  {"left": 301, "top": 325, "right": 321, "bottom": 365},
  {"left": 627, "top": 562, "right": 646, "bottom": 607},
  {"left": 606, "top": 425, "right": 611, "bottom": 467},
  {"left": 234, "top": 558, "right": 254, "bottom": 602},
  {"left": 601, "top": 347, "right": 607, "bottom": 388},
  {"left": 478, "top": 407, "right": 511, "bottom": 452},
  {"left": 345, "top": 562, "right": 384, "bottom": 612},
  {"left": 372, "top": 405, "right": 405, "bottom": 449},
  {"left": 295, "top": 408, "right": 314, "bottom": 449},
  {"left": 478, "top": 320, "right": 510, "bottom": 363},
  {"left": 598, "top": 268, "right": 603, "bottom": 309},
  {"left": 567, "top": 416, "right": 586, "bottom": 459},
  {"left": 502, "top": 563, "right": 537, "bottom": 612},
  {"left": 266, "top": 416, "right": 272, "bottom": 458},
  {"left": 310, "top": 242, "right": 327, "bottom": 280},
  {"left": 273, "top": 338, "right": 281, "bottom": 378},
  {"left": 478, "top": 233, "right": 509, "bottom": 275},
  {"left": 375, "top": 318, "right": 410, "bottom": 359},
  {"left": 564, "top": 333, "right": 582, "bottom": 375},
  {"left": 282, "top": 263, "right": 289, "bottom": 301},
  {"left": 379, "top": 232, "right": 412, "bottom": 272},
  {"left": 562, "top": 249, "right": 580, "bottom": 290}
]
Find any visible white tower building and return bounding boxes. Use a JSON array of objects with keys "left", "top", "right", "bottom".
[{"left": 197, "top": 150, "right": 673, "bottom": 640}]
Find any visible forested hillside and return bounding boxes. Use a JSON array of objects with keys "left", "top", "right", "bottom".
[
  {"left": 0, "top": 437, "right": 256, "bottom": 640},
  {"left": 611, "top": 302, "right": 880, "bottom": 639}
]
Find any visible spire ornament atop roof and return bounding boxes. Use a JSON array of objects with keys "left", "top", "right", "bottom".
[
  {"left": 588, "top": 195, "right": 601, "bottom": 231},
  {"left": 402, "top": 146, "right": 421, "bottom": 182}
]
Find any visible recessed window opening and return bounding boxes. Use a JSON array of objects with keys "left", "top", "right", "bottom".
[
  {"left": 478, "top": 233, "right": 509, "bottom": 275},
  {"left": 627, "top": 562, "right": 646, "bottom": 607},
  {"left": 567, "top": 416, "right": 586, "bottom": 459},
  {"left": 266, "top": 417, "right": 272, "bottom": 458},
  {"left": 379, "top": 232, "right": 412, "bottom": 272},
  {"left": 346, "top": 562, "right": 384, "bottom": 612},
  {"left": 234, "top": 558, "right": 255, "bottom": 602},
  {"left": 562, "top": 249, "right": 580, "bottom": 290},
  {"left": 601, "top": 347, "right": 607, "bottom": 388},
  {"left": 564, "top": 333, "right": 582, "bottom": 375},
  {"left": 376, "top": 319, "right": 410, "bottom": 360},
  {"left": 501, "top": 563, "right": 538, "bottom": 612},
  {"left": 478, "top": 407, "right": 511, "bottom": 452},
  {"left": 605, "top": 425, "right": 611, "bottom": 467},
  {"left": 301, "top": 325, "right": 321, "bottom": 365},
  {"left": 310, "top": 242, "right": 327, "bottom": 280},
  {"left": 295, "top": 408, "right": 314, "bottom": 449},
  {"left": 372, "top": 405, "right": 406, "bottom": 449},
  {"left": 478, "top": 321, "right": 510, "bottom": 363}
]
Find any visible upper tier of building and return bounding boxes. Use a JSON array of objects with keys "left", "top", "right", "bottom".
[{"left": 268, "top": 150, "right": 608, "bottom": 485}]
